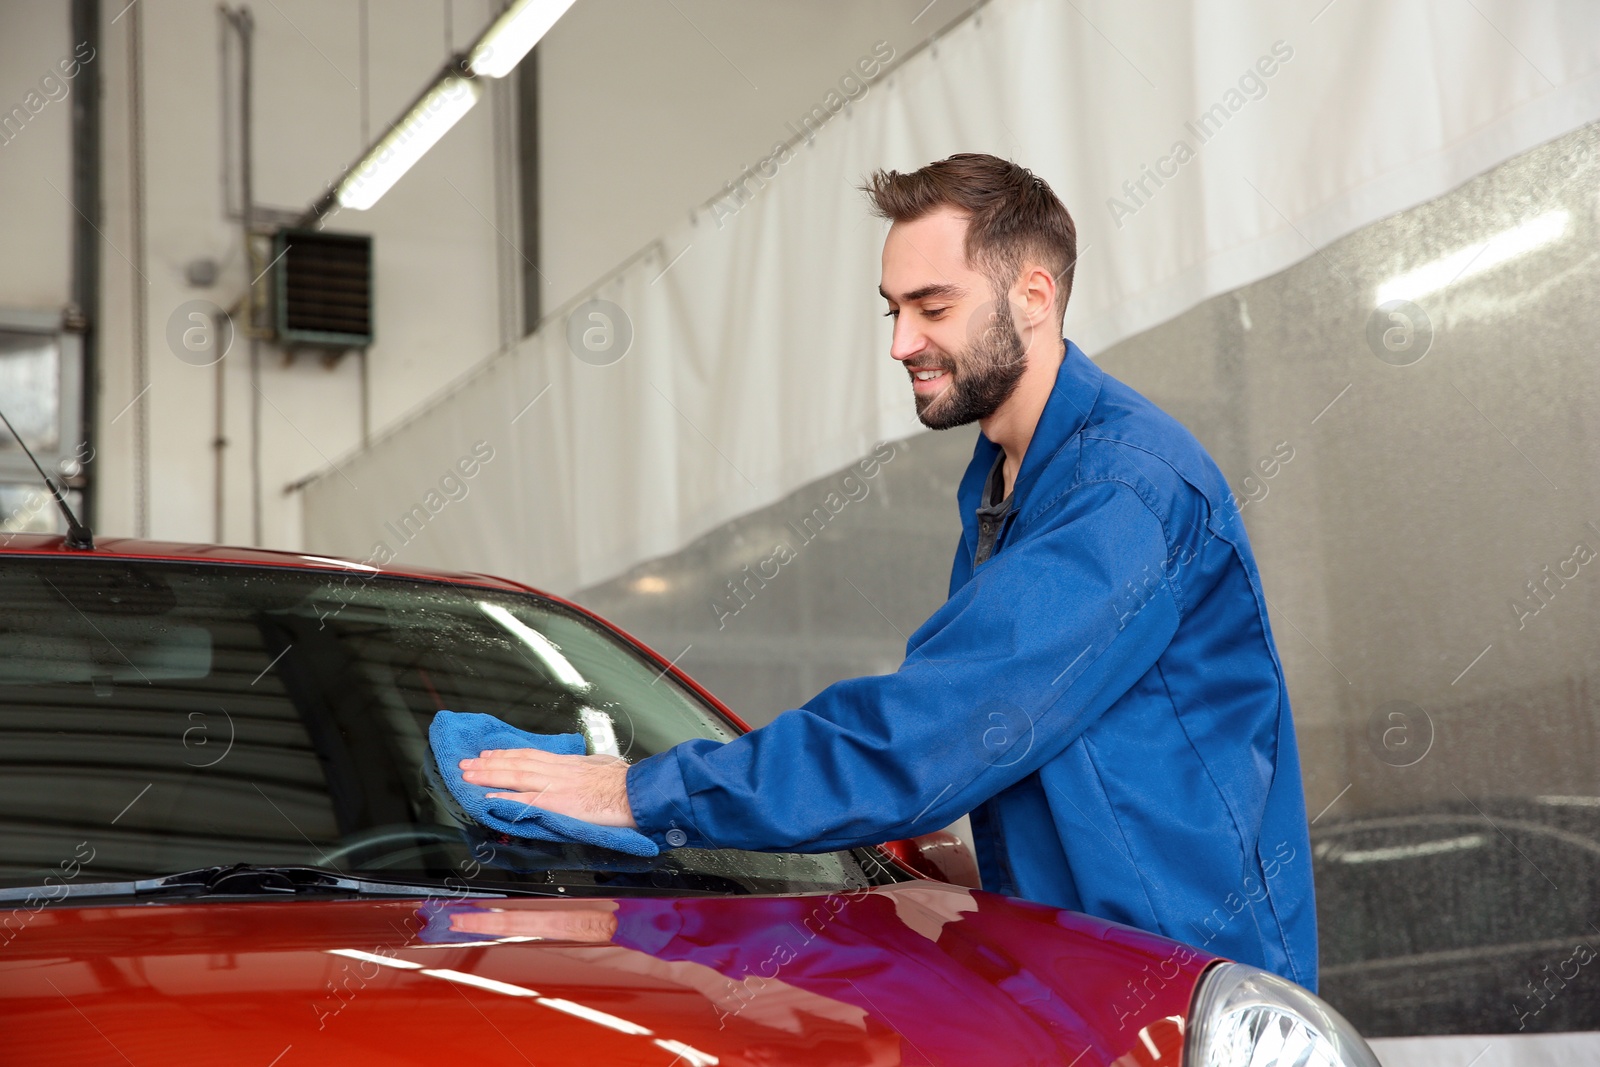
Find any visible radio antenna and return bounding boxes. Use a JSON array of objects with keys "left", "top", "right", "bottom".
[{"left": 0, "top": 407, "right": 93, "bottom": 550}]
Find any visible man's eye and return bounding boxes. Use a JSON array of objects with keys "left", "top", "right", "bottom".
[
  {"left": 925, "top": 307, "right": 948, "bottom": 318},
  {"left": 882, "top": 309, "right": 898, "bottom": 318}
]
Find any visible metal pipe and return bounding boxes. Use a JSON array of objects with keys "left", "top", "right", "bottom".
[
  {"left": 214, "top": 9, "right": 231, "bottom": 544},
  {"left": 69, "top": 0, "right": 101, "bottom": 531},
  {"left": 226, "top": 6, "right": 262, "bottom": 547},
  {"left": 517, "top": 46, "right": 540, "bottom": 330},
  {"left": 212, "top": 312, "right": 226, "bottom": 541},
  {"left": 359, "top": 347, "right": 370, "bottom": 448},
  {"left": 128, "top": 2, "right": 149, "bottom": 537}
]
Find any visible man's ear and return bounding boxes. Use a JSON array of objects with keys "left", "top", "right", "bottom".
[
  {"left": 1004, "top": 265, "right": 1053, "bottom": 352},
  {"left": 1019, "top": 263, "right": 1058, "bottom": 336}
]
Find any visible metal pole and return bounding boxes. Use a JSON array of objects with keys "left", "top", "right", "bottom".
[
  {"left": 128, "top": 2, "right": 149, "bottom": 537},
  {"left": 234, "top": 6, "right": 262, "bottom": 547},
  {"left": 69, "top": 0, "right": 101, "bottom": 531},
  {"left": 212, "top": 311, "right": 226, "bottom": 541}
]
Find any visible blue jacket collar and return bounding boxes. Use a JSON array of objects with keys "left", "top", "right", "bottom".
[{"left": 957, "top": 338, "right": 1103, "bottom": 543}]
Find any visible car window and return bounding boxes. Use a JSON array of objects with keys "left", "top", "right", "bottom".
[{"left": 0, "top": 557, "right": 902, "bottom": 897}]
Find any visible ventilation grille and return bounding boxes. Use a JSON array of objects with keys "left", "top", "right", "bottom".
[{"left": 273, "top": 229, "right": 373, "bottom": 347}]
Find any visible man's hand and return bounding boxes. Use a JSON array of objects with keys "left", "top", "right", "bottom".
[{"left": 459, "top": 749, "right": 637, "bottom": 828}]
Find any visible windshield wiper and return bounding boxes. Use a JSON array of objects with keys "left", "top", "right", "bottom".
[
  {"left": 1, "top": 863, "right": 778, "bottom": 904},
  {"left": 0, "top": 863, "right": 516, "bottom": 903}
]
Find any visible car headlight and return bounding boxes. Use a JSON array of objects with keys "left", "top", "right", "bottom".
[{"left": 1184, "top": 962, "right": 1380, "bottom": 1067}]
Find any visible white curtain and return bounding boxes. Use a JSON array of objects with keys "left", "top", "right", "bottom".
[{"left": 302, "top": 0, "right": 1600, "bottom": 595}]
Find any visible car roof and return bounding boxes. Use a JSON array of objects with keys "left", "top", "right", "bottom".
[{"left": 0, "top": 532, "right": 538, "bottom": 595}]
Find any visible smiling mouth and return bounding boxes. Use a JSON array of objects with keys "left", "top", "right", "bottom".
[{"left": 907, "top": 365, "right": 951, "bottom": 393}]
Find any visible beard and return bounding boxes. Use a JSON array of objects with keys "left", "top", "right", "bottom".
[{"left": 912, "top": 296, "right": 1028, "bottom": 431}]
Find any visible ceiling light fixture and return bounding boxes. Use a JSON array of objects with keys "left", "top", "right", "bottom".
[
  {"left": 468, "top": 0, "right": 579, "bottom": 78},
  {"left": 305, "top": 0, "right": 574, "bottom": 220},
  {"left": 334, "top": 73, "right": 482, "bottom": 212}
]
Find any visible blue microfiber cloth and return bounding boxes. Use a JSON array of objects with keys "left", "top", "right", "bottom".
[{"left": 428, "top": 710, "right": 658, "bottom": 857}]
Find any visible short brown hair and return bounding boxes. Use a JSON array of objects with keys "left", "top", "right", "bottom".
[{"left": 859, "top": 153, "right": 1077, "bottom": 332}]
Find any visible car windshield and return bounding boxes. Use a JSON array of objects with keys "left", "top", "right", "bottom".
[{"left": 0, "top": 556, "right": 899, "bottom": 897}]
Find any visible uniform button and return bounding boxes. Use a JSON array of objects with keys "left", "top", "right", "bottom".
[{"left": 665, "top": 828, "right": 688, "bottom": 847}]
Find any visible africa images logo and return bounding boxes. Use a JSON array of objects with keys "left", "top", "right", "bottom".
[{"left": 0, "top": 41, "right": 95, "bottom": 149}]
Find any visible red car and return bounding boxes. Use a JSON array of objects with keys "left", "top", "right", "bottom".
[{"left": 0, "top": 535, "right": 1377, "bottom": 1066}]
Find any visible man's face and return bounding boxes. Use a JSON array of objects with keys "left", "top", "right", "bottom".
[{"left": 878, "top": 206, "right": 1028, "bottom": 431}]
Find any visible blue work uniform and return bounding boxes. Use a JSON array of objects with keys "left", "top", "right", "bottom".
[{"left": 626, "top": 338, "right": 1319, "bottom": 991}]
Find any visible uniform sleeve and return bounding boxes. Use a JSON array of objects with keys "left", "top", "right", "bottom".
[{"left": 625, "top": 478, "right": 1182, "bottom": 853}]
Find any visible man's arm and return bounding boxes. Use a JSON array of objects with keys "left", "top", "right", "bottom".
[{"left": 464, "top": 478, "right": 1181, "bottom": 850}]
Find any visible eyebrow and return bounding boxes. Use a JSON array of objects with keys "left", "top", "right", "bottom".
[{"left": 878, "top": 282, "right": 967, "bottom": 303}]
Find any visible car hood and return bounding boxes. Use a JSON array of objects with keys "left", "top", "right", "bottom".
[{"left": 2, "top": 881, "right": 1213, "bottom": 1066}]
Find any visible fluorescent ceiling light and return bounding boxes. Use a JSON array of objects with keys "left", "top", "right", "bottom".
[
  {"left": 311, "top": 0, "right": 565, "bottom": 218},
  {"left": 336, "top": 74, "right": 482, "bottom": 211},
  {"left": 469, "top": 0, "right": 578, "bottom": 78},
  {"left": 1376, "top": 209, "right": 1569, "bottom": 305},
  {"left": 479, "top": 602, "right": 590, "bottom": 690}
]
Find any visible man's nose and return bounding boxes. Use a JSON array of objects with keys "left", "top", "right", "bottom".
[{"left": 889, "top": 316, "right": 928, "bottom": 363}]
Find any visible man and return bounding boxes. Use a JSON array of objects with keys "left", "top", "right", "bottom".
[{"left": 461, "top": 153, "right": 1319, "bottom": 990}]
